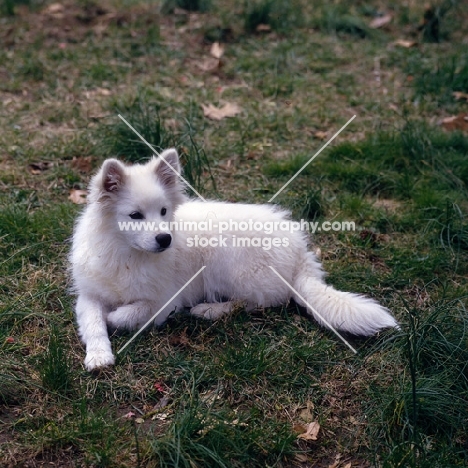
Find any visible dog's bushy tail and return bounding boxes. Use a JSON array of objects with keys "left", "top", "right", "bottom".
[{"left": 292, "top": 254, "right": 398, "bottom": 336}]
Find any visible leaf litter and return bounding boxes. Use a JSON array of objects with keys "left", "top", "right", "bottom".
[
  {"left": 441, "top": 114, "right": 468, "bottom": 132},
  {"left": 68, "top": 189, "right": 87, "bottom": 204},
  {"left": 202, "top": 102, "right": 242, "bottom": 120},
  {"left": 295, "top": 421, "right": 320, "bottom": 441}
]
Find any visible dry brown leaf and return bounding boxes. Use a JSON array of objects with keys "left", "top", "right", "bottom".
[
  {"left": 68, "top": 189, "right": 87, "bottom": 204},
  {"left": 313, "top": 130, "right": 328, "bottom": 140},
  {"left": 343, "top": 463, "right": 352, "bottom": 468},
  {"left": 256, "top": 23, "right": 271, "bottom": 33},
  {"left": 28, "top": 161, "right": 53, "bottom": 174},
  {"left": 369, "top": 13, "right": 392, "bottom": 29},
  {"left": 293, "top": 423, "right": 306, "bottom": 434},
  {"left": 71, "top": 156, "right": 93, "bottom": 173},
  {"left": 394, "top": 39, "right": 417, "bottom": 48},
  {"left": 441, "top": 113, "right": 468, "bottom": 132},
  {"left": 210, "top": 42, "right": 224, "bottom": 59},
  {"left": 298, "top": 400, "right": 315, "bottom": 422},
  {"left": 299, "top": 408, "right": 313, "bottom": 422},
  {"left": 202, "top": 102, "right": 242, "bottom": 121},
  {"left": 83, "top": 87, "right": 112, "bottom": 99},
  {"left": 374, "top": 199, "right": 402, "bottom": 212},
  {"left": 44, "top": 2, "right": 64, "bottom": 15},
  {"left": 453, "top": 91, "right": 468, "bottom": 102},
  {"left": 328, "top": 454, "right": 342, "bottom": 468},
  {"left": 197, "top": 57, "right": 220, "bottom": 73},
  {"left": 297, "top": 421, "right": 320, "bottom": 441}
]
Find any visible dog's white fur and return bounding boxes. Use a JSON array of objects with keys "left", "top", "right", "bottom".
[{"left": 71, "top": 149, "right": 398, "bottom": 371}]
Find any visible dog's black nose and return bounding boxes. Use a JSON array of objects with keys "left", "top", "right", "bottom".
[{"left": 156, "top": 233, "right": 171, "bottom": 249}]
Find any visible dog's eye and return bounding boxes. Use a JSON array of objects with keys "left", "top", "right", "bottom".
[
  {"left": 129, "top": 211, "right": 144, "bottom": 220},
  {"left": 161, "top": 208, "right": 167, "bottom": 216}
]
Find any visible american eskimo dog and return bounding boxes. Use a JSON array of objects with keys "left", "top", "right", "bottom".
[{"left": 70, "top": 149, "right": 398, "bottom": 371}]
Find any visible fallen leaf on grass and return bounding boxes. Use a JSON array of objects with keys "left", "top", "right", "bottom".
[
  {"left": 256, "top": 24, "right": 271, "bottom": 33},
  {"left": 369, "top": 14, "right": 392, "bottom": 29},
  {"left": 202, "top": 102, "right": 242, "bottom": 120},
  {"left": 295, "top": 421, "right": 320, "bottom": 441},
  {"left": 297, "top": 400, "right": 315, "bottom": 422},
  {"left": 83, "top": 87, "right": 112, "bottom": 99},
  {"left": 441, "top": 113, "right": 468, "bottom": 132},
  {"left": 43, "top": 2, "right": 64, "bottom": 16},
  {"left": 71, "top": 156, "right": 93, "bottom": 173},
  {"left": 394, "top": 39, "right": 417, "bottom": 48},
  {"left": 68, "top": 189, "right": 87, "bottom": 204},
  {"left": 197, "top": 57, "right": 221, "bottom": 73},
  {"left": 313, "top": 130, "right": 328, "bottom": 140},
  {"left": 453, "top": 91, "right": 468, "bottom": 102},
  {"left": 28, "top": 161, "right": 53, "bottom": 174},
  {"left": 210, "top": 42, "right": 224, "bottom": 59},
  {"left": 135, "top": 417, "right": 144, "bottom": 424},
  {"left": 328, "top": 454, "right": 342, "bottom": 468}
]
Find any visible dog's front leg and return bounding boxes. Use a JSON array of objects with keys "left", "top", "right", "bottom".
[
  {"left": 106, "top": 300, "right": 173, "bottom": 332},
  {"left": 76, "top": 294, "right": 115, "bottom": 371}
]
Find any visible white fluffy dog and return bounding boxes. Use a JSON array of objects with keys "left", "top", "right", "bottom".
[{"left": 70, "top": 149, "right": 397, "bottom": 371}]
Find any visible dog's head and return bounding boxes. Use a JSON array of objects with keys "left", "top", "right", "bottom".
[{"left": 89, "top": 149, "right": 186, "bottom": 253}]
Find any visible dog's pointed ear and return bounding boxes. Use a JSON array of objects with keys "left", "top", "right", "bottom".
[
  {"left": 102, "top": 159, "right": 126, "bottom": 193},
  {"left": 155, "top": 149, "right": 180, "bottom": 188}
]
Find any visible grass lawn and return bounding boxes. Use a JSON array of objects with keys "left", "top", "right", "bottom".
[{"left": 1, "top": 0, "right": 467, "bottom": 466}]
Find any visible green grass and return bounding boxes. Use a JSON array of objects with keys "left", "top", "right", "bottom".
[
  {"left": 408, "top": 53, "right": 468, "bottom": 104},
  {"left": 0, "top": 0, "right": 467, "bottom": 466},
  {"left": 163, "top": 0, "right": 211, "bottom": 14},
  {"left": 98, "top": 94, "right": 216, "bottom": 193},
  {"left": 39, "top": 325, "right": 73, "bottom": 394},
  {"left": 146, "top": 381, "right": 296, "bottom": 467},
  {"left": 242, "top": 0, "right": 303, "bottom": 34},
  {"left": 364, "top": 298, "right": 468, "bottom": 466},
  {"left": 314, "top": 5, "right": 373, "bottom": 39},
  {"left": 266, "top": 121, "right": 468, "bottom": 200}
]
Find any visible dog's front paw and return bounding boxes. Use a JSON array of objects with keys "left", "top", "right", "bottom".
[
  {"left": 85, "top": 349, "right": 115, "bottom": 371},
  {"left": 190, "top": 302, "right": 236, "bottom": 320}
]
